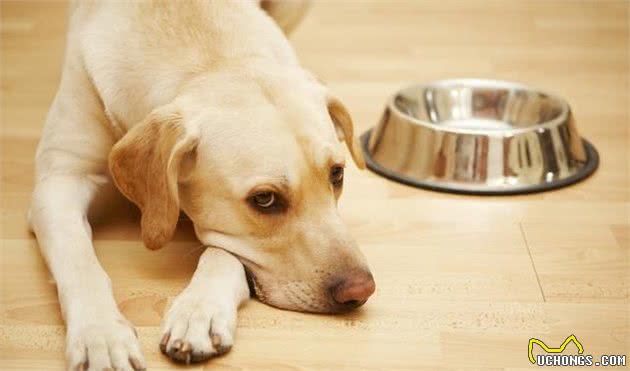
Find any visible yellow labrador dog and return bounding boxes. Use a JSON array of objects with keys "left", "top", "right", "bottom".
[{"left": 29, "top": 0, "right": 375, "bottom": 369}]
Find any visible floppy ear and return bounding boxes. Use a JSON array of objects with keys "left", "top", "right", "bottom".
[
  {"left": 327, "top": 95, "right": 366, "bottom": 169},
  {"left": 109, "top": 104, "right": 199, "bottom": 250},
  {"left": 260, "top": 0, "right": 310, "bottom": 35}
]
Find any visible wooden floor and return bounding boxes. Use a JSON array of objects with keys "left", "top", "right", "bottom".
[{"left": 1, "top": 1, "right": 628, "bottom": 370}]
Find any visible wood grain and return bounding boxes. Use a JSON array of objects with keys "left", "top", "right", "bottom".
[{"left": 1, "top": 1, "right": 628, "bottom": 369}]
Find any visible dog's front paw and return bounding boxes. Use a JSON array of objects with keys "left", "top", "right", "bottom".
[
  {"left": 66, "top": 313, "right": 145, "bottom": 371},
  {"left": 160, "top": 293, "right": 237, "bottom": 364}
]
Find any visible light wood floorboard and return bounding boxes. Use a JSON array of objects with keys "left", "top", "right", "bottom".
[{"left": 1, "top": 1, "right": 628, "bottom": 369}]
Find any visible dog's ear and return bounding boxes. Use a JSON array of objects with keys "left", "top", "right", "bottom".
[
  {"left": 327, "top": 95, "right": 366, "bottom": 169},
  {"left": 109, "top": 104, "right": 199, "bottom": 250},
  {"left": 260, "top": 0, "right": 310, "bottom": 35}
]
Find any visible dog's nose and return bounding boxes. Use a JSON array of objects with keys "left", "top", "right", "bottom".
[{"left": 330, "top": 271, "right": 375, "bottom": 309}]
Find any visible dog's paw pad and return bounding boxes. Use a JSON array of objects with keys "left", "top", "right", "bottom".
[{"left": 160, "top": 297, "right": 236, "bottom": 364}]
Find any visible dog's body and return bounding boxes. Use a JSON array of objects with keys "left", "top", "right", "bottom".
[{"left": 30, "top": 1, "right": 374, "bottom": 369}]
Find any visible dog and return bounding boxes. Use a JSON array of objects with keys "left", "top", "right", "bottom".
[{"left": 29, "top": 1, "right": 375, "bottom": 369}]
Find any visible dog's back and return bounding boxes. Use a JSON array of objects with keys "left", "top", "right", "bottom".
[{"left": 74, "top": 1, "right": 297, "bottom": 129}]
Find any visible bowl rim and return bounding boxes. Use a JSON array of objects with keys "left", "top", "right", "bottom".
[
  {"left": 388, "top": 78, "right": 571, "bottom": 137},
  {"left": 361, "top": 129, "right": 600, "bottom": 195}
]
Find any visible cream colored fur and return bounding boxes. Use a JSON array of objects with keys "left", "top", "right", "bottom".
[{"left": 30, "top": 1, "right": 371, "bottom": 369}]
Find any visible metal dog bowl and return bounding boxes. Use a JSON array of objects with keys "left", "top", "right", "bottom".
[{"left": 361, "top": 79, "right": 598, "bottom": 195}]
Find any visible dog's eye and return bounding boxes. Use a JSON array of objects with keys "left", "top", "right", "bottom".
[
  {"left": 253, "top": 192, "right": 275, "bottom": 208},
  {"left": 330, "top": 166, "right": 344, "bottom": 187},
  {"left": 248, "top": 191, "right": 285, "bottom": 213}
]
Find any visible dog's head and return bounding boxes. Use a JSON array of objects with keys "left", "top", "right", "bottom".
[{"left": 109, "top": 66, "right": 375, "bottom": 313}]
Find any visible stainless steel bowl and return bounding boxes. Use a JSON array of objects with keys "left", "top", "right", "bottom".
[{"left": 362, "top": 79, "right": 598, "bottom": 195}]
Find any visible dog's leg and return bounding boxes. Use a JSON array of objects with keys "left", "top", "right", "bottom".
[
  {"left": 30, "top": 175, "right": 146, "bottom": 371},
  {"left": 160, "top": 247, "right": 249, "bottom": 364},
  {"left": 30, "top": 45, "right": 146, "bottom": 368}
]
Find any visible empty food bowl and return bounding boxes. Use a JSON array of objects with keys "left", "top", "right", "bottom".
[{"left": 361, "top": 79, "right": 599, "bottom": 195}]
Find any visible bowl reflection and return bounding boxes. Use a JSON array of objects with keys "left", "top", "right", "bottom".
[{"left": 362, "top": 79, "right": 598, "bottom": 194}]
